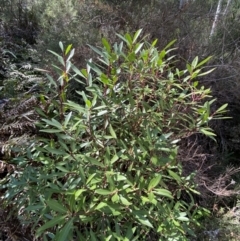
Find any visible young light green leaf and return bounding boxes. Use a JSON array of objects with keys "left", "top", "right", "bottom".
[
  {"left": 191, "top": 56, "right": 198, "bottom": 69},
  {"left": 164, "top": 39, "right": 177, "bottom": 50},
  {"left": 132, "top": 29, "right": 142, "bottom": 43},
  {"left": 109, "top": 124, "right": 117, "bottom": 138},
  {"left": 86, "top": 173, "right": 97, "bottom": 185},
  {"left": 215, "top": 103, "right": 228, "bottom": 113},
  {"left": 200, "top": 128, "right": 216, "bottom": 141},
  {"left": 86, "top": 99, "right": 92, "bottom": 108},
  {"left": 148, "top": 175, "right": 161, "bottom": 191},
  {"left": 196, "top": 56, "right": 212, "bottom": 68},
  {"left": 75, "top": 189, "right": 86, "bottom": 199},
  {"left": 95, "top": 189, "right": 113, "bottom": 195},
  {"left": 102, "top": 37, "right": 111, "bottom": 53},
  {"left": 198, "top": 68, "right": 215, "bottom": 76},
  {"left": 153, "top": 189, "right": 173, "bottom": 199},
  {"left": 115, "top": 173, "right": 127, "bottom": 181},
  {"left": 120, "top": 196, "right": 132, "bottom": 206},
  {"left": 125, "top": 33, "right": 133, "bottom": 45},
  {"left": 95, "top": 202, "right": 108, "bottom": 210},
  {"left": 134, "top": 42, "right": 144, "bottom": 54},
  {"left": 65, "top": 44, "right": 73, "bottom": 55},
  {"left": 111, "top": 193, "right": 119, "bottom": 203},
  {"left": 111, "top": 154, "right": 119, "bottom": 164},
  {"left": 200, "top": 128, "right": 216, "bottom": 136},
  {"left": 176, "top": 216, "right": 189, "bottom": 222}
]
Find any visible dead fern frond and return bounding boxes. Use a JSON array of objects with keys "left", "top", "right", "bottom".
[
  {"left": 201, "top": 167, "right": 240, "bottom": 197},
  {"left": 0, "top": 96, "right": 39, "bottom": 156}
]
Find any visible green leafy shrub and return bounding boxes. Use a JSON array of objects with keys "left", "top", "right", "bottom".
[{"left": 2, "top": 30, "right": 228, "bottom": 240}]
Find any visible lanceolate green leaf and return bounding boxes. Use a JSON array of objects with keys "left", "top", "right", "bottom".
[
  {"left": 95, "top": 189, "right": 113, "bottom": 195},
  {"left": 132, "top": 29, "right": 142, "bottom": 43},
  {"left": 133, "top": 212, "right": 154, "bottom": 229},
  {"left": 191, "top": 56, "right": 198, "bottom": 69},
  {"left": 120, "top": 195, "right": 132, "bottom": 206},
  {"left": 216, "top": 103, "right": 228, "bottom": 113},
  {"left": 168, "top": 170, "right": 181, "bottom": 183},
  {"left": 196, "top": 56, "right": 212, "bottom": 68},
  {"left": 102, "top": 37, "right": 111, "bottom": 53},
  {"left": 82, "top": 155, "right": 105, "bottom": 167},
  {"left": 109, "top": 124, "right": 117, "bottom": 138},
  {"left": 59, "top": 41, "right": 64, "bottom": 52},
  {"left": 64, "top": 112, "right": 72, "bottom": 127},
  {"left": 153, "top": 189, "right": 173, "bottom": 199},
  {"left": 148, "top": 175, "right": 161, "bottom": 191},
  {"left": 200, "top": 128, "right": 216, "bottom": 136},
  {"left": 65, "top": 44, "right": 72, "bottom": 55},
  {"left": 36, "top": 215, "right": 67, "bottom": 236},
  {"left": 42, "top": 118, "right": 63, "bottom": 129},
  {"left": 45, "top": 199, "right": 68, "bottom": 214},
  {"left": 57, "top": 218, "right": 74, "bottom": 241}
]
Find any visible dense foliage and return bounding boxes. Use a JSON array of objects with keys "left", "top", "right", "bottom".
[
  {"left": 1, "top": 30, "right": 228, "bottom": 240},
  {"left": 1, "top": 0, "right": 240, "bottom": 240}
]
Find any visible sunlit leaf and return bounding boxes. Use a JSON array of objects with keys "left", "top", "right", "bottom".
[
  {"left": 102, "top": 37, "right": 111, "bottom": 53},
  {"left": 109, "top": 124, "right": 117, "bottom": 138},
  {"left": 198, "top": 68, "right": 215, "bottom": 76},
  {"left": 168, "top": 170, "right": 181, "bottom": 183},
  {"left": 134, "top": 213, "right": 153, "bottom": 228},
  {"left": 120, "top": 195, "right": 132, "bottom": 206},
  {"left": 132, "top": 29, "right": 142, "bottom": 43},
  {"left": 196, "top": 56, "right": 212, "bottom": 68},
  {"left": 148, "top": 175, "right": 161, "bottom": 191},
  {"left": 153, "top": 189, "right": 173, "bottom": 199},
  {"left": 191, "top": 56, "right": 198, "bottom": 69},
  {"left": 65, "top": 44, "right": 72, "bottom": 55},
  {"left": 67, "top": 48, "right": 75, "bottom": 62},
  {"left": 95, "top": 189, "right": 113, "bottom": 195},
  {"left": 75, "top": 189, "right": 86, "bottom": 199}
]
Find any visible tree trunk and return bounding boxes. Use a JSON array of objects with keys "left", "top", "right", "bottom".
[
  {"left": 210, "top": 0, "right": 223, "bottom": 38},
  {"left": 223, "top": 0, "right": 232, "bottom": 15}
]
